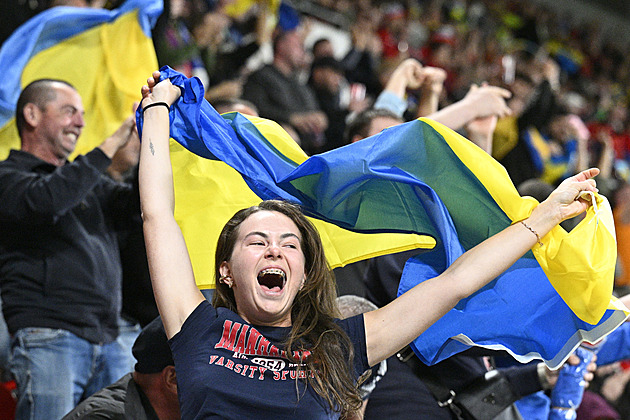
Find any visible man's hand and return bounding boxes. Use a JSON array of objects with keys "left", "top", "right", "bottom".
[
  {"left": 549, "top": 347, "right": 597, "bottom": 411},
  {"left": 98, "top": 115, "right": 136, "bottom": 159},
  {"left": 465, "top": 114, "right": 498, "bottom": 154},
  {"left": 545, "top": 351, "right": 597, "bottom": 388},
  {"left": 289, "top": 111, "right": 328, "bottom": 135},
  {"left": 462, "top": 84, "right": 512, "bottom": 119},
  {"left": 421, "top": 66, "right": 447, "bottom": 95},
  {"left": 391, "top": 58, "right": 426, "bottom": 90}
]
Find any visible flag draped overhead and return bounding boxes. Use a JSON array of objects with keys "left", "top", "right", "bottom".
[
  {"left": 0, "top": 0, "right": 162, "bottom": 159},
  {"left": 138, "top": 67, "right": 627, "bottom": 368},
  {"left": 142, "top": 70, "right": 435, "bottom": 289}
]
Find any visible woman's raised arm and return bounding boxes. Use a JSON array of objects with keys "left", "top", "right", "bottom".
[
  {"left": 138, "top": 72, "right": 205, "bottom": 338},
  {"left": 363, "top": 168, "right": 600, "bottom": 366}
]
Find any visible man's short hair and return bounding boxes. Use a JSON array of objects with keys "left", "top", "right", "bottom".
[
  {"left": 212, "top": 98, "right": 259, "bottom": 115},
  {"left": 344, "top": 108, "right": 402, "bottom": 143},
  {"left": 310, "top": 56, "right": 344, "bottom": 74},
  {"left": 15, "top": 79, "right": 76, "bottom": 137},
  {"left": 132, "top": 316, "right": 174, "bottom": 374}
]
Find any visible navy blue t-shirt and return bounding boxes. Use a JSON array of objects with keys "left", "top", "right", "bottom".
[{"left": 169, "top": 301, "right": 369, "bottom": 419}]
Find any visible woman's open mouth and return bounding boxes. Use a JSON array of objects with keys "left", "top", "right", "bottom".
[{"left": 257, "top": 268, "right": 286, "bottom": 292}]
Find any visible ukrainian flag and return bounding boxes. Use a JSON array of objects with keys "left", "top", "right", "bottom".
[
  {"left": 137, "top": 70, "right": 434, "bottom": 290},
  {"left": 0, "top": 0, "right": 162, "bottom": 160},
  {"left": 141, "top": 67, "right": 627, "bottom": 368}
]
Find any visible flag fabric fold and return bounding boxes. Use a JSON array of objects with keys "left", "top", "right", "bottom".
[
  {"left": 0, "top": 0, "right": 162, "bottom": 159},
  {"left": 138, "top": 69, "right": 435, "bottom": 288},
  {"left": 139, "top": 67, "right": 627, "bottom": 368}
]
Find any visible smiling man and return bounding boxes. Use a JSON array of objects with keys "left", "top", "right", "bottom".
[{"left": 0, "top": 79, "right": 140, "bottom": 419}]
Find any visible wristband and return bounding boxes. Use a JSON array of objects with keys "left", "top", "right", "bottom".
[{"left": 142, "top": 101, "right": 170, "bottom": 114}]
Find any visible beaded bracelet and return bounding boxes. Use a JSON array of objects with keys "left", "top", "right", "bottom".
[
  {"left": 520, "top": 221, "right": 543, "bottom": 247},
  {"left": 142, "top": 102, "right": 170, "bottom": 114}
]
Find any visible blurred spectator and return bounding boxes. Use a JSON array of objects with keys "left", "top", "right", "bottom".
[
  {"left": 311, "top": 37, "right": 335, "bottom": 59},
  {"left": 377, "top": 2, "right": 410, "bottom": 60},
  {"left": 212, "top": 97, "right": 259, "bottom": 117},
  {"left": 309, "top": 56, "right": 370, "bottom": 151},
  {"left": 154, "top": 0, "right": 273, "bottom": 104},
  {"left": 341, "top": 9, "right": 383, "bottom": 97},
  {"left": 196, "top": 1, "right": 275, "bottom": 102},
  {"left": 190, "top": 5, "right": 236, "bottom": 100},
  {"left": 0, "top": 79, "right": 139, "bottom": 419},
  {"left": 614, "top": 183, "right": 630, "bottom": 288},
  {"left": 345, "top": 108, "right": 403, "bottom": 144},
  {"left": 516, "top": 111, "right": 590, "bottom": 186},
  {"left": 62, "top": 316, "right": 179, "bottom": 420},
  {"left": 242, "top": 28, "right": 328, "bottom": 154},
  {"left": 153, "top": 0, "right": 210, "bottom": 86},
  {"left": 496, "top": 55, "right": 561, "bottom": 186},
  {"left": 588, "top": 102, "right": 630, "bottom": 161}
]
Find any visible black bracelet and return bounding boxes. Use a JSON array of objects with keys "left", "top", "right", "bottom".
[{"left": 142, "top": 101, "right": 170, "bottom": 115}]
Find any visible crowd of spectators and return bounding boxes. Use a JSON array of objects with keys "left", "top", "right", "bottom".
[
  {"left": 2, "top": 0, "right": 630, "bottom": 419},
  {"left": 149, "top": 0, "right": 630, "bottom": 418},
  {"left": 138, "top": 0, "right": 630, "bottom": 186}
]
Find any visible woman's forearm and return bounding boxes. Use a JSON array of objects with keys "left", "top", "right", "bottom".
[
  {"left": 137, "top": 75, "right": 205, "bottom": 338},
  {"left": 364, "top": 169, "right": 599, "bottom": 366},
  {"left": 366, "top": 213, "right": 548, "bottom": 365},
  {"left": 138, "top": 105, "right": 175, "bottom": 219}
]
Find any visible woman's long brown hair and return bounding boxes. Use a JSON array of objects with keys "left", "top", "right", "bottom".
[{"left": 212, "top": 200, "right": 363, "bottom": 415}]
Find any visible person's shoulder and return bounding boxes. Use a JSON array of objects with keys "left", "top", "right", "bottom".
[
  {"left": 335, "top": 312, "right": 364, "bottom": 333},
  {"left": 0, "top": 150, "right": 41, "bottom": 172},
  {"left": 0, "top": 155, "right": 15, "bottom": 170},
  {"left": 252, "top": 63, "right": 276, "bottom": 74},
  {"left": 61, "top": 373, "right": 132, "bottom": 420},
  {"left": 172, "top": 300, "right": 219, "bottom": 339},
  {"left": 247, "top": 64, "right": 283, "bottom": 83},
  {"left": 1, "top": 149, "right": 27, "bottom": 163}
]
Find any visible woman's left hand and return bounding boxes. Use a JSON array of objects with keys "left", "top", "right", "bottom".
[{"left": 540, "top": 168, "right": 600, "bottom": 224}]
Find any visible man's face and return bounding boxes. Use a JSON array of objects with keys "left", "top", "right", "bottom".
[
  {"left": 278, "top": 31, "right": 307, "bottom": 71},
  {"left": 312, "top": 67, "right": 343, "bottom": 94},
  {"left": 313, "top": 40, "right": 334, "bottom": 59},
  {"left": 35, "top": 83, "right": 85, "bottom": 161}
]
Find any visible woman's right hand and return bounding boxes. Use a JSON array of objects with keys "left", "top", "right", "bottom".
[{"left": 140, "top": 71, "right": 181, "bottom": 108}]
